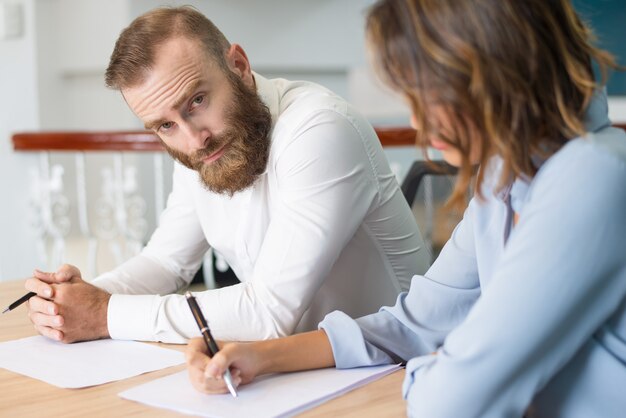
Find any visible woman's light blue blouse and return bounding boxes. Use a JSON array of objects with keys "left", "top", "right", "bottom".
[{"left": 319, "top": 92, "right": 626, "bottom": 418}]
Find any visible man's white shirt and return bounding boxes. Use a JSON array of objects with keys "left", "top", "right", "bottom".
[{"left": 93, "top": 73, "right": 430, "bottom": 343}]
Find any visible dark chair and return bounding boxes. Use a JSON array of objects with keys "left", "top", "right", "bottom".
[
  {"left": 401, "top": 160, "right": 457, "bottom": 207},
  {"left": 400, "top": 160, "right": 459, "bottom": 259}
]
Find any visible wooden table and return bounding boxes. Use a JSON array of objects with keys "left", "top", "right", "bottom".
[{"left": 0, "top": 280, "right": 406, "bottom": 417}]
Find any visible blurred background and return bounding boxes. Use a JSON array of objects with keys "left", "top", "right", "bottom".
[{"left": 0, "top": 0, "right": 624, "bottom": 283}]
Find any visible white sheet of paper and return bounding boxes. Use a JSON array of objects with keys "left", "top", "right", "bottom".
[
  {"left": 0, "top": 336, "right": 185, "bottom": 388},
  {"left": 119, "top": 364, "right": 401, "bottom": 418}
]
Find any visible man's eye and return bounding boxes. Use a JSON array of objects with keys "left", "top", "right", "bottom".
[
  {"left": 160, "top": 122, "right": 173, "bottom": 130},
  {"left": 192, "top": 95, "right": 204, "bottom": 105}
]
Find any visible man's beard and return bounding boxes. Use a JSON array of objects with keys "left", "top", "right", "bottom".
[{"left": 163, "top": 72, "right": 272, "bottom": 196}]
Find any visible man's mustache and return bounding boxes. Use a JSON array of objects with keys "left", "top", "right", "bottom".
[{"left": 190, "top": 139, "right": 227, "bottom": 164}]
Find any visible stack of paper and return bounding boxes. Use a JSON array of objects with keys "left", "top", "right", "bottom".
[{"left": 119, "top": 364, "right": 401, "bottom": 417}]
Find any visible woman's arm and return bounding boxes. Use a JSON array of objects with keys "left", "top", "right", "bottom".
[{"left": 186, "top": 330, "right": 335, "bottom": 394}]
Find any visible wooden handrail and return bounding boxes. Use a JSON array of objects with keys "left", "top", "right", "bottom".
[
  {"left": 372, "top": 127, "right": 416, "bottom": 147},
  {"left": 11, "top": 131, "right": 165, "bottom": 152},
  {"left": 11, "top": 128, "right": 418, "bottom": 151},
  {"left": 11, "top": 124, "right": 626, "bottom": 152}
]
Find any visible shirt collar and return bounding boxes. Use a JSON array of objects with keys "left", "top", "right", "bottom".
[
  {"left": 582, "top": 87, "right": 612, "bottom": 134},
  {"left": 250, "top": 72, "right": 279, "bottom": 177},
  {"left": 252, "top": 71, "right": 280, "bottom": 126}
]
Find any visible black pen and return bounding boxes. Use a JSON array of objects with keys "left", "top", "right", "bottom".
[
  {"left": 2, "top": 291, "right": 37, "bottom": 314},
  {"left": 185, "top": 291, "right": 238, "bottom": 398}
]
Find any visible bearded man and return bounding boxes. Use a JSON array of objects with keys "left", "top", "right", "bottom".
[{"left": 24, "top": 6, "right": 430, "bottom": 344}]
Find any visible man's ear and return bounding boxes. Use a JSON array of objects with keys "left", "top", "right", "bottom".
[{"left": 226, "top": 44, "right": 254, "bottom": 88}]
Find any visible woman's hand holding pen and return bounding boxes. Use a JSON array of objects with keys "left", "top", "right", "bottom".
[
  {"left": 185, "top": 330, "right": 336, "bottom": 395},
  {"left": 186, "top": 338, "right": 265, "bottom": 394},
  {"left": 24, "top": 264, "right": 111, "bottom": 343}
]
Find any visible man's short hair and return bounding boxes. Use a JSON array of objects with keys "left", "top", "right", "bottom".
[{"left": 105, "top": 6, "right": 231, "bottom": 90}]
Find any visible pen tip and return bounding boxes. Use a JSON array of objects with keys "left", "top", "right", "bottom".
[
  {"left": 184, "top": 291, "right": 192, "bottom": 298},
  {"left": 1, "top": 308, "right": 8, "bottom": 314}
]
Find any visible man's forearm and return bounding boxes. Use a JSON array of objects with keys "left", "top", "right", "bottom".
[{"left": 92, "top": 254, "right": 184, "bottom": 295}]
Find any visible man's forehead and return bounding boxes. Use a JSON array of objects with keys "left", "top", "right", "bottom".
[
  {"left": 122, "top": 39, "right": 222, "bottom": 119},
  {"left": 126, "top": 37, "right": 218, "bottom": 92},
  {"left": 123, "top": 76, "right": 204, "bottom": 128}
]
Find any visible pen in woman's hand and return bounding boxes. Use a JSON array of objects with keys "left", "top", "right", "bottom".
[
  {"left": 185, "top": 291, "right": 238, "bottom": 398},
  {"left": 2, "top": 291, "right": 37, "bottom": 314}
]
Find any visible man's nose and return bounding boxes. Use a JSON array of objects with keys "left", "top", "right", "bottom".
[{"left": 182, "top": 121, "right": 210, "bottom": 150}]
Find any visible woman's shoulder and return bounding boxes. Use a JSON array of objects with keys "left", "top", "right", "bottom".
[
  {"left": 522, "top": 126, "right": 626, "bottom": 223},
  {"left": 536, "top": 126, "right": 626, "bottom": 189}
]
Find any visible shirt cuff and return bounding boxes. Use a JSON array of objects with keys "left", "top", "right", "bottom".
[
  {"left": 107, "top": 294, "right": 159, "bottom": 341},
  {"left": 319, "top": 310, "right": 393, "bottom": 369},
  {"left": 403, "top": 354, "right": 436, "bottom": 400}
]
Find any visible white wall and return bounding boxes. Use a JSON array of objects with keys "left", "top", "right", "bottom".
[
  {"left": 37, "top": 0, "right": 137, "bottom": 130},
  {"left": 0, "top": 0, "right": 43, "bottom": 280}
]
